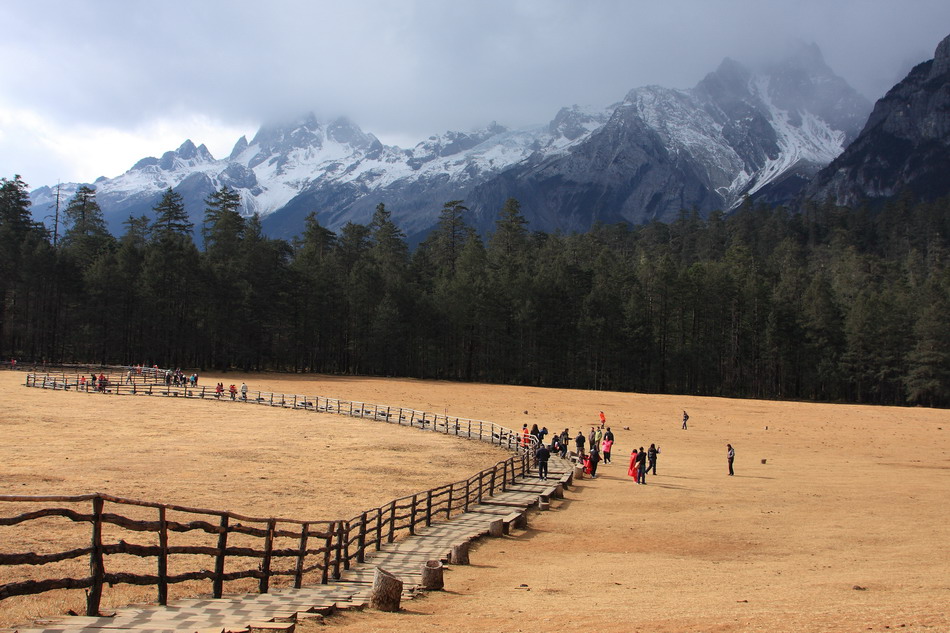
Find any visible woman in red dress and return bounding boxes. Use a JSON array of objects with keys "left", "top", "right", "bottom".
[{"left": 628, "top": 448, "right": 639, "bottom": 480}]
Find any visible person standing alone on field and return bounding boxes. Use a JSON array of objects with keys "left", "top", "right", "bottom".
[
  {"left": 727, "top": 444, "right": 735, "bottom": 476},
  {"left": 682, "top": 410, "right": 689, "bottom": 430}
]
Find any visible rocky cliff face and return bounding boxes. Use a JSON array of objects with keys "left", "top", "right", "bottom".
[{"left": 806, "top": 34, "right": 950, "bottom": 205}]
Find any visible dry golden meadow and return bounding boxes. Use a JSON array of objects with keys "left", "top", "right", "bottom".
[{"left": 1, "top": 369, "right": 948, "bottom": 633}]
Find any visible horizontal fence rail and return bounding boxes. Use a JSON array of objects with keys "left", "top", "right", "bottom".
[
  {"left": 3, "top": 368, "right": 540, "bottom": 615},
  {"left": 23, "top": 372, "right": 537, "bottom": 452}
]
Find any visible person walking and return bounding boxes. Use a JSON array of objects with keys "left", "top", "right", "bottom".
[
  {"left": 647, "top": 444, "right": 659, "bottom": 475},
  {"left": 240, "top": 382, "right": 248, "bottom": 401},
  {"left": 602, "top": 436, "right": 613, "bottom": 464},
  {"left": 536, "top": 442, "right": 551, "bottom": 481},
  {"left": 727, "top": 444, "right": 735, "bottom": 476},
  {"left": 229, "top": 384, "right": 237, "bottom": 400},
  {"left": 599, "top": 410, "right": 606, "bottom": 427},
  {"left": 636, "top": 446, "right": 647, "bottom": 484},
  {"left": 628, "top": 448, "right": 639, "bottom": 481},
  {"left": 682, "top": 410, "right": 689, "bottom": 430},
  {"left": 588, "top": 446, "right": 601, "bottom": 478}
]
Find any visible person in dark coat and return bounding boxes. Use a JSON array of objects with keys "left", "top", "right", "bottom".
[
  {"left": 588, "top": 446, "right": 601, "bottom": 478},
  {"left": 575, "top": 431, "right": 586, "bottom": 458},
  {"left": 647, "top": 444, "right": 659, "bottom": 475},
  {"left": 636, "top": 446, "right": 647, "bottom": 484},
  {"left": 727, "top": 444, "right": 735, "bottom": 476},
  {"left": 535, "top": 443, "right": 551, "bottom": 480}
]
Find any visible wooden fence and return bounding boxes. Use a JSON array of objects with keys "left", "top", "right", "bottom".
[
  {"left": 2, "top": 373, "right": 538, "bottom": 614},
  {"left": 23, "top": 372, "right": 532, "bottom": 451}
]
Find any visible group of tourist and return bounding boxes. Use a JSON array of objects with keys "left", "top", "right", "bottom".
[
  {"left": 164, "top": 369, "right": 198, "bottom": 387},
  {"left": 530, "top": 410, "right": 737, "bottom": 482},
  {"left": 627, "top": 444, "right": 660, "bottom": 484},
  {"left": 78, "top": 372, "right": 109, "bottom": 392},
  {"left": 213, "top": 382, "right": 248, "bottom": 400}
]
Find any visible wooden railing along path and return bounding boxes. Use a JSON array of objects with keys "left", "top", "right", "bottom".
[{"left": 1, "top": 371, "right": 541, "bottom": 617}]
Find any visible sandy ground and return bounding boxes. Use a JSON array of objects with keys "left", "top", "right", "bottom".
[{"left": 1, "top": 370, "right": 948, "bottom": 632}]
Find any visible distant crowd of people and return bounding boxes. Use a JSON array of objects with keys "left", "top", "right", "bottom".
[{"left": 527, "top": 409, "right": 737, "bottom": 482}]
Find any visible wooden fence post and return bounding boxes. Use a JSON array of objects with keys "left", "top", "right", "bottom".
[
  {"left": 213, "top": 515, "right": 229, "bottom": 598},
  {"left": 357, "top": 512, "right": 367, "bottom": 563},
  {"left": 333, "top": 522, "right": 344, "bottom": 579},
  {"left": 409, "top": 494, "right": 417, "bottom": 535},
  {"left": 387, "top": 501, "right": 396, "bottom": 543},
  {"left": 157, "top": 507, "right": 168, "bottom": 605},
  {"left": 294, "top": 522, "right": 309, "bottom": 588},
  {"left": 342, "top": 521, "right": 351, "bottom": 570},
  {"left": 321, "top": 522, "right": 334, "bottom": 584},
  {"left": 86, "top": 496, "right": 105, "bottom": 616},
  {"left": 375, "top": 511, "right": 382, "bottom": 551},
  {"left": 446, "top": 485, "right": 454, "bottom": 519},
  {"left": 464, "top": 479, "right": 471, "bottom": 513},
  {"left": 260, "top": 519, "right": 276, "bottom": 593},
  {"left": 425, "top": 490, "right": 433, "bottom": 527}
]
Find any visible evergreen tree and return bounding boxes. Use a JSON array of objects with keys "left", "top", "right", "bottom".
[
  {"left": 61, "top": 185, "right": 114, "bottom": 261},
  {"left": 152, "top": 188, "right": 193, "bottom": 239}
]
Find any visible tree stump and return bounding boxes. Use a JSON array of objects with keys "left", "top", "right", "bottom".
[
  {"left": 421, "top": 560, "right": 444, "bottom": 590},
  {"left": 489, "top": 519, "right": 504, "bottom": 537},
  {"left": 574, "top": 464, "right": 585, "bottom": 479},
  {"left": 370, "top": 567, "right": 403, "bottom": 612},
  {"left": 449, "top": 541, "right": 470, "bottom": 565}
]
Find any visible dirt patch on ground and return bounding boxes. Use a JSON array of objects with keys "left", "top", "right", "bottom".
[{"left": 2, "top": 370, "right": 948, "bottom": 632}]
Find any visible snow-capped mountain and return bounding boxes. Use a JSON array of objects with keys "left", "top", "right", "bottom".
[
  {"left": 30, "top": 43, "right": 871, "bottom": 242},
  {"left": 464, "top": 45, "right": 871, "bottom": 233}
]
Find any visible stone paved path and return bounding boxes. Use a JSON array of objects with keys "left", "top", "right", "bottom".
[{"left": 8, "top": 459, "right": 575, "bottom": 633}]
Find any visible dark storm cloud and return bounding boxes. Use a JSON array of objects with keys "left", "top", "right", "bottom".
[{"left": 2, "top": 0, "right": 949, "bottom": 185}]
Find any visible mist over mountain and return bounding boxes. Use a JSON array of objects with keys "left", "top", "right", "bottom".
[{"left": 30, "top": 43, "right": 874, "bottom": 243}]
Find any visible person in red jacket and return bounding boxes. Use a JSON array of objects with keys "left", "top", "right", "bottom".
[{"left": 628, "top": 448, "right": 639, "bottom": 480}]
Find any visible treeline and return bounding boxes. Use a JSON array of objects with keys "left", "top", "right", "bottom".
[{"left": 2, "top": 174, "right": 949, "bottom": 406}]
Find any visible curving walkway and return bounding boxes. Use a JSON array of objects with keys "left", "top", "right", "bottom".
[{"left": 9, "top": 458, "right": 574, "bottom": 633}]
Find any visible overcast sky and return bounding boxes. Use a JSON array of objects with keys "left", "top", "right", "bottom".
[{"left": 2, "top": 0, "right": 949, "bottom": 190}]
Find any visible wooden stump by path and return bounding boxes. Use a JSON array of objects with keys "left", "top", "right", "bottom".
[
  {"left": 421, "top": 560, "right": 444, "bottom": 590},
  {"left": 370, "top": 567, "right": 403, "bottom": 612},
  {"left": 449, "top": 541, "right": 470, "bottom": 565}
]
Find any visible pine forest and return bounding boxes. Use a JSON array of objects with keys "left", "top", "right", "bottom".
[{"left": 2, "top": 175, "right": 949, "bottom": 407}]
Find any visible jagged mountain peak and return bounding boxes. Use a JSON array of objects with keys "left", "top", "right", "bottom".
[
  {"left": 806, "top": 31, "right": 950, "bottom": 205},
  {"left": 932, "top": 33, "right": 950, "bottom": 77}
]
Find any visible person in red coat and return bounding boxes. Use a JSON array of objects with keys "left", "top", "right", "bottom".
[{"left": 628, "top": 448, "right": 639, "bottom": 480}]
